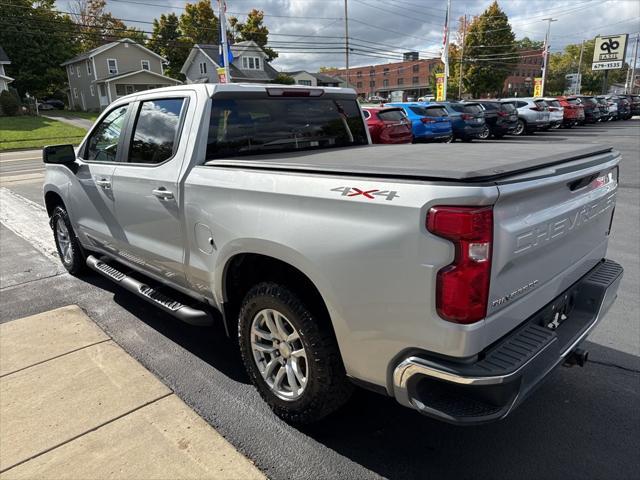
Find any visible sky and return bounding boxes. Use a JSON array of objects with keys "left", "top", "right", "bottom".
[{"left": 57, "top": 0, "right": 640, "bottom": 71}]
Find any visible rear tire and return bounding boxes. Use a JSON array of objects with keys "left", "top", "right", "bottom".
[
  {"left": 477, "top": 125, "right": 490, "bottom": 140},
  {"left": 51, "top": 205, "right": 87, "bottom": 276},
  {"left": 238, "top": 282, "right": 353, "bottom": 424},
  {"left": 513, "top": 119, "right": 526, "bottom": 136}
]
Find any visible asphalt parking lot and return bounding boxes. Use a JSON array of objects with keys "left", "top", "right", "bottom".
[{"left": 1, "top": 121, "right": 639, "bottom": 479}]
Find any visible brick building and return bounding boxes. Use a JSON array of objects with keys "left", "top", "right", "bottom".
[
  {"left": 326, "top": 57, "right": 441, "bottom": 100},
  {"left": 502, "top": 49, "right": 545, "bottom": 96}
]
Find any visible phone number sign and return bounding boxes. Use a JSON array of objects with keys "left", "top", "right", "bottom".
[{"left": 592, "top": 34, "right": 628, "bottom": 70}]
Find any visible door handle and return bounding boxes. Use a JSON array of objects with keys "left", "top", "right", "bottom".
[
  {"left": 95, "top": 179, "right": 111, "bottom": 189},
  {"left": 152, "top": 188, "right": 174, "bottom": 200}
]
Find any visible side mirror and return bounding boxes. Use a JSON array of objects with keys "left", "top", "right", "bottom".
[{"left": 43, "top": 144, "right": 76, "bottom": 166}]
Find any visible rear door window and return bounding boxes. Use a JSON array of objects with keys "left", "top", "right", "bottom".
[
  {"left": 128, "top": 98, "right": 186, "bottom": 164},
  {"left": 207, "top": 97, "right": 368, "bottom": 159},
  {"left": 377, "top": 109, "right": 406, "bottom": 122}
]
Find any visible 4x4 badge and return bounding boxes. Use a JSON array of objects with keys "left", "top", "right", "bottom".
[{"left": 331, "top": 186, "right": 399, "bottom": 201}]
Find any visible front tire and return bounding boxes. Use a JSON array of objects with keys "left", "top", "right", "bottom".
[
  {"left": 238, "top": 282, "right": 353, "bottom": 424},
  {"left": 51, "top": 205, "right": 86, "bottom": 275}
]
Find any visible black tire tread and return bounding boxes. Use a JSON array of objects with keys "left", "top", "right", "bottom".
[
  {"left": 238, "top": 282, "right": 353, "bottom": 424},
  {"left": 51, "top": 205, "right": 87, "bottom": 276}
]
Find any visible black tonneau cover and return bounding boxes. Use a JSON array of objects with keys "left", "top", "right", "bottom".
[{"left": 206, "top": 143, "right": 615, "bottom": 183}]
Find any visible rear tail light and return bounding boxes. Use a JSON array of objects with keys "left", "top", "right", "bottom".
[
  {"left": 420, "top": 117, "right": 436, "bottom": 123},
  {"left": 266, "top": 88, "right": 323, "bottom": 97},
  {"left": 497, "top": 111, "right": 508, "bottom": 117},
  {"left": 461, "top": 113, "right": 474, "bottom": 120},
  {"left": 427, "top": 206, "right": 493, "bottom": 324}
]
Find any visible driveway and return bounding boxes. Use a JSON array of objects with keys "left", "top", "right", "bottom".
[{"left": 42, "top": 114, "right": 93, "bottom": 130}]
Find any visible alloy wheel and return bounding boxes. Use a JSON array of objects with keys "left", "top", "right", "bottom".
[
  {"left": 250, "top": 308, "right": 308, "bottom": 401},
  {"left": 55, "top": 217, "right": 73, "bottom": 265}
]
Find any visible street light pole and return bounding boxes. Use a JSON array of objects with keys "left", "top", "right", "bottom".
[
  {"left": 540, "top": 17, "right": 557, "bottom": 97},
  {"left": 442, "top": 0, "right": 451, "bottom": 100},
  {"left": 576, "top": 39, "right": 584, "bottom": 95},
  {"left": 629, "top": 34, "right": 639, "bottom": 94},
  {"left": 344, "top": 0, "right": 349, "bottom": 86},
  {"left": 458, "top": 14, "right": 467, "bottom": 100}
]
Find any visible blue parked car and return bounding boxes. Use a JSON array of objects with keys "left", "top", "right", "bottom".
[
  {"left": 425, "top": 101, "right": 486, "bottom": 142},
  {"left": 385, "top": 102, "right": 453, "bottom": 142}
]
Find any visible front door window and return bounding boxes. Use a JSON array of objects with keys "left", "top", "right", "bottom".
[{"left": 84, "top": 105, "right": 129, "bottom": 162}]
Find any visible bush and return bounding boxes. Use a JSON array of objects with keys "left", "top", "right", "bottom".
[{"left": 0, "top": 90, "right": 20, "bottom": 116}]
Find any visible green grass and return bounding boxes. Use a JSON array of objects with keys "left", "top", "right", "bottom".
[
  {"left": 44, "top": 110, "right": 100, "bottom": 122},
  {"left": 0, "top": 116, "right": 87, "bottom": 151}
]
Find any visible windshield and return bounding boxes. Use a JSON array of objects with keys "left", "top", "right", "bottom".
[
  {"left": 377, "top": 109, "right": 406, "bottom": 122},
  {"left": 206, "top": 97, "right": 368, "bottom": 159}
]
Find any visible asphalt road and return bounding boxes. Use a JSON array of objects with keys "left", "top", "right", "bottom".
[{"left": 1, "top": 121, "right": 639, "bottom": 480}]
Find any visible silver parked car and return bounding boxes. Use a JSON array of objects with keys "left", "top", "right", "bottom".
[
  {"left": 542, "top": 97, "right": 564, "bottom": 129},
  {"left": 502, "top": 97, "right": 551, "bottom": 135}
]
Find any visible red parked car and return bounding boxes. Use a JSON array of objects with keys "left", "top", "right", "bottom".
[
  {"left": 362, "top": 107, "right": 413, "bottom": 144},
  {"left": 556, "top": 96, "right": 585, "bottom": 127}
]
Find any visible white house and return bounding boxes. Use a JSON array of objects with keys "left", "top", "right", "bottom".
[{"left": 0, "top": 45, "right": 14, "bottom": 92}]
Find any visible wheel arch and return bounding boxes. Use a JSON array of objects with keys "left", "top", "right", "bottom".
[{"left": 44, "top": 190, "right": 65, "bottom": 217}]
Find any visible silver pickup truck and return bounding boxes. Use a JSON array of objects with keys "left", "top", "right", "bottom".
[{"left": 42, "top": 83, "right": 623, "bottom": 425}]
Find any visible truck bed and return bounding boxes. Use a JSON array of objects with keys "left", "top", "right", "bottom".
[{"left": 207, "top": 143, "right": 615, "bottom": 183}]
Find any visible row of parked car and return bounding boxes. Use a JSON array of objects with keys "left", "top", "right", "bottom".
[{"left": 362, "top": 94, "right": 640, "bottom": 144}]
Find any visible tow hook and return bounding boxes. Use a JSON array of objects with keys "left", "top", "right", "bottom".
[{"left": 564, "top": 348, "right": 589, "bottom": 368}]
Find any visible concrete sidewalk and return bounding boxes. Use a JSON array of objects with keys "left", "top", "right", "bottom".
[{"left": 0, "top": 305, "right": 264, "bottom": 479}]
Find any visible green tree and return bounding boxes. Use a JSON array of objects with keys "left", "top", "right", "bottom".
[
  {"left": 462, "top": 1, "right": 517, "bottom": 97},
  {"left": 0, "top": 0, "right": 80, "bottom": 98},
  {"left": 515, "top": 37, "right": 544, "bottom": 50},
  {"left": 229, "top": 9, "right": 277, "bottom": 61},
  {"left": 149, "top": 13, "right": 189, "bottom": 80},
  {"left": 271, "top": 73, "right": 295, "bottom": 85},
  {"left": 179, "top": 0, "right": 219, "bottom": 45},
  {"left": 546, "top": 39, "right": 630, "bottom": 95},
  {"left": 69, "top": 0, "right": 146, "bottom": 50}
]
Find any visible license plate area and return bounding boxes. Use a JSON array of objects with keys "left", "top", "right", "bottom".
[{"left": 534, "top": 290, "right": 577, "bottom": 331}]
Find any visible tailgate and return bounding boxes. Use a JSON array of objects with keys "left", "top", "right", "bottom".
[{"left": 487, "top": 154, "right": 619, "bottom": 320}]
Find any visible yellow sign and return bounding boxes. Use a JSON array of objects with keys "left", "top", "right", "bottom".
[
  {"left": 435, "top": 73, "right": 445, "bottom": 101},
  {"left": 217, "top": 67, "right": 227, "bottom": 84},
  {"left": 533, "top": 77, "right": 543, "bottom": 97}
]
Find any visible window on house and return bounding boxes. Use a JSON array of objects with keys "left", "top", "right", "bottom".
[
  {"left": 242, "top": 56, "right": 262, "bottom": 70},
  {"left": 382, "top": 79, "right": 389, "bottom": 87},
  {"left": 369, "top": 80, "right": 375, "bottom": 87},
  {"left": 413, "top": 64, "right": 419, "bottom": 72},
  {"left": 199, "top": 62, "right": 207, "bottom": 74},
  {"left": 128, "top": 98, "right": 186, "bottom": 164},
  {"left": 85, "top": 104, "right": 130, "bottom": 162},
  {"left": 76, "top": 66, "right": 81, "bottom": 77},
  {"left": 107, "top": 59, "right": 118, "bottom": 75},
  {"left": 90, "top": 85, "right": 95, "bottom": 96},
  {"left": 369, "top": 69, "right": 375, "bottom": 77},
  {"left": 383, "top": 68, "right": 389, "bottom": 76},
  {"left": 87, "top": 61, "right": 92, "bottom": 75},
  {"left": 412, "top": 76, "right": 419, "bottom": 84},
  {"left": 357, "top": 71, "right": 362, "bottom": 77},
  {"left": 141, "top": 60, "right": 150, "bottom": 71},
  {"left": 356, "top": 81, "right": 363, "bottom": 88},
  {"left": 99, "top": 84, "right": 106, "bottom": 97},
  {"left": 298, "top": 80, "right": 312, "bottom": 86},
  {"left": 73, "top": 88, "right": 78, "bottom": 98}
]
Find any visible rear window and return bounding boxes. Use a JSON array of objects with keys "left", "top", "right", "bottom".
[
  {"left": 480, "top": 102, "right": 498, "bottom": 111},
  {"left": 447, "top": 103, "right": 465, "bottom": 113},
  {"left": 567, "top": 98, "right": 579, "bottom": 105},
  {"left": 501, "top": 102, "right": 516, "bottom": 112},
  {"left": 377, "top": 109, "right": 406, "bottom": 122},
  {"left": 534, "top": 100, "right": 548, "bottom": 109},
  {"left": 463, "top": 104, "right": 483, "bottom": 114},
  {"left": 410, "top": 106, "right": 447, "bottom": 117},
  {"left": 546, "top": 100, "right": 561, "bottom": 108},
  {"left": 206, "top": 97, "right": 368, "bottom": 159}
]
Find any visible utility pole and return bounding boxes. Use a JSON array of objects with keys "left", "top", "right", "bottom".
[
  {"left": 540, "top": 17, "right": 557, "bottom": 97},
  {"left": 576, "top": 39, "right": 584, "bottom": 95},
  {"left": 218, "top": 0, "right": 231, "bottom": 83},
  {"left": 458, "top": 14, "right": 467, "bottom": 100},
  {"left": 442, "top": 0, "right": 451, "bottom": 100},
  {"left": 629, "top": 34, "right": 639, "bottom": 94},
  {"left": 344, "top": 0, "right": 349, "bottom": 87}
]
